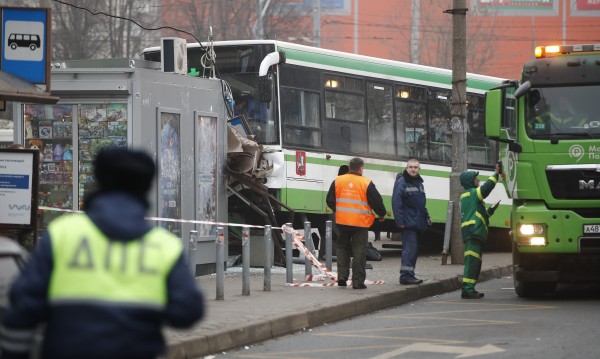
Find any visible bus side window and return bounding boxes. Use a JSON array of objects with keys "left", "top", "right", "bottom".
[
  {"left": 366, "top": 82, "right": 394, "bottom": 156},
  {"left": 280, "top": 87, "right": 321, "bottom": 148},
  {"left": 323, "top": 74, "right": 367, "bottom": 154},
  {"left": 395, "top": 85, "right": 427, "bottom": 161},
  {"left": 427, "top": 90, "right": 451, "bottom": 164}
]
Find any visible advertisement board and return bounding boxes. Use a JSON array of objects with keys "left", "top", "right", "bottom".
[
  {"left": 572, "top": 0, "right": 600, "bottom": 16},
  {"left": 472, "top": 0, "right": 559, "bottom": 16},
  {"left": 0, "top": 149, "right": 39, "bottom": 227}
]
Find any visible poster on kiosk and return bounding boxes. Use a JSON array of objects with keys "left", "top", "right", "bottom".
[{"left": 13, "top": 57, "right": 227, "bottom": 275}]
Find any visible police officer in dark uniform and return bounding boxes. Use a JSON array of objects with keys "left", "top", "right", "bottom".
[{"left": 0, "top": 148, "right": 204, "bottom": 359}]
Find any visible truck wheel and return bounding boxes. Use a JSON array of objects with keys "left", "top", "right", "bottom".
[{"left": 514, "top": 277, "right": 556, "bottom": 298}]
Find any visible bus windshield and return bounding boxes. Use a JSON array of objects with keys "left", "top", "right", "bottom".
[
  {"left": 525, "top": 85, "right": 600, "bottom": 139},
  {"left": 193, "top": 45, "right": 278, "bottom": 145}
]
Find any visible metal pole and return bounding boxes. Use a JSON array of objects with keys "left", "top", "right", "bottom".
[
  {"left": 441, "top": 201, "right": 453, "bottom": 265},
  {"left": 304, "top": 221, "right": 313, "bottom": 276},
  {"left": 242, "top": 226, "right": 250, "bottom": 296},
  {"left": 562, "top": 0, "right": 566, "bottom": 46},
  {"left": 264, "top": 225, "right": 272, "bottom": 291},
  {"left": 353, "top": 0, "right": 359, "bottom": 54},
  {"left": 410, "top": 0, "right": 420, "bottom": 64},
  {"left": 187, "top": 230, "right": 198, "bottom": 276},
  {"left": 285, "top": 223, "right": 293, "bottom": 284},
  {"left": 325, "top": 220, "right": 333, "bottom": 271},
  {"left": 254, "top": 0, "right": 263, "bottom": 39},
  {"left": 216, "top": 227, "right": 225, "bottom": 300},
  {"left": 313, "top": 0, "right": 321, "bottom": 47}
]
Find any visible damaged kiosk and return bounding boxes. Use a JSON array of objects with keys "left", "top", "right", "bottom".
[{"left": 12, "top": 56, "right": 227, "bottom": 275}]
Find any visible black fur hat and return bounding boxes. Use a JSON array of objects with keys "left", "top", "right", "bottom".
[{"left": 93, "top": 147, "right": 155, "bottom": 200}]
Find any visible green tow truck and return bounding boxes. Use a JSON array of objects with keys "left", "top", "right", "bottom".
[{"left": 485, "top": 44, "right": 600, "bottom": 298}]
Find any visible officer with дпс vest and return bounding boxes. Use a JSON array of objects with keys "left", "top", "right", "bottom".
[
  {"left": 326, "top": 157, "right": 387, "bottom": 289},
  {"left": 0, "top": 148, "right": 204, "bottom": 359}
]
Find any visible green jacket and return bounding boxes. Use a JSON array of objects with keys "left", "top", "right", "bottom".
[{"left": 459, "top": 171, "right": 499, "bottom": 242}]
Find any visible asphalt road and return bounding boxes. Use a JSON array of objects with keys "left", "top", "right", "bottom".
[{"left": 219, "top": 276, "right": 600, "bottom": 359}]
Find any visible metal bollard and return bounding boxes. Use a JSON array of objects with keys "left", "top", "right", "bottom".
[
  {"left": 441, "top": 201, "right": 453, "bottom": 265},
  {"left": 216, "top": 227, "right": 225, "bottom": 300},
  {"left": 285, "top": 223, "right": 293, "bottom": 284},
  {"left": 325, "top": 220, "right": 333, "bottom": 271},
  {"left": 264, "top": 225, "right": 272, "bottom": 291},
  {"left": 242, "top": 226, "right": 250, "bottom": 296},
  {"left": 187, "top": 230, "right": 198, "bottom": 276},
  {"left": 304, "top": 221, "right": 313, "bottom": 276}
]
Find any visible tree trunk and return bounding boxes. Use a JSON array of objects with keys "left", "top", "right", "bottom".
[{"left": 449, "top": 0, "right": 468, "bottom": 265}]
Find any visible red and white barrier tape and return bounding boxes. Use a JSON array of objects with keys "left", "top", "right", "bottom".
[
  {"left": 281, "top": 224, "right": 385, "bottom": 287},
  {"left": 286, "top": 279, "right": 385, "bottom": 287},
  {"left": 38, "top": 206, "right": 274, "bottom": 229},
  {"left": 39, "top": 207, "right": 385, "bottom": 287}
]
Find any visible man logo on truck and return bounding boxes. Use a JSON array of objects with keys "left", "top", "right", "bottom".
[
  {"left": 8, "top": 33, "right": 40, "bottom": 51},
  {"left": 580, "top": 180, "right": 600, "bottom": 190}
]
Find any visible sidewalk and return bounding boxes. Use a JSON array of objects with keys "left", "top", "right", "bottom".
[{"left": 164, "top": 238, "right": 513, "bottom": 359}]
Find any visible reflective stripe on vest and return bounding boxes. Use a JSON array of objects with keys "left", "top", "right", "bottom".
[
  {"left": 335, "top": 174, "right": 375, "bottom": 228},
  {"left": 47, "top": 214, "right": 182, "bottom": 309}
]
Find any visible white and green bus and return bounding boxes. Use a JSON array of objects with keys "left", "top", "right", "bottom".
[{"left": 143, "top": 40, "right": 510, "bottom": 240}]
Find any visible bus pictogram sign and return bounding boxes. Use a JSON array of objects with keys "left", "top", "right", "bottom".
[{"left": 1, "top": 7, "right": 49, "bottom": 85}]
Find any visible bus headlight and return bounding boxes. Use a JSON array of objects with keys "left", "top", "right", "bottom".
[{"left": 519, "top": 224, "right": 544, "bottom": 235}]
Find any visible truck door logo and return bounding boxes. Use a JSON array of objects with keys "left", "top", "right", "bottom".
[{"left": 569, "top": 145, "right": 584, "bottom": 162}]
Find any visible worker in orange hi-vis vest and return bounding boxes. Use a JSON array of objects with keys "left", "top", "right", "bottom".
[{"left": 326, "top": 157, "right": 387, "bottom": 289}]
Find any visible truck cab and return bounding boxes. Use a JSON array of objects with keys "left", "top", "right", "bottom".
[{"left": 485, "top": 44, "right": 600, "bottom": 297}]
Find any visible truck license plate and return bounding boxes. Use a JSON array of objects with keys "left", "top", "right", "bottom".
[{"left": 584, "top": 224, "right": 600, "bottom": 234}]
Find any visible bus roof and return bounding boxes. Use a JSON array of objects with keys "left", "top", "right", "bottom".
[{"left": 143, "top": 39, "right": 505, "bottom": 93}]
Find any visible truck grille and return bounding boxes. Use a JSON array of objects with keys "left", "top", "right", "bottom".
[
  {"left": 546, "top": 165, "right": 600, "bottom": 200},
  {"left": 580, "top": 237, "right": 600, "bottom": 254}
]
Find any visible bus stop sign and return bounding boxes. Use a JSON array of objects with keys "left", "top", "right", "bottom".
[{"left": 1, "top": 7, "right": 50, "bottom": 85}]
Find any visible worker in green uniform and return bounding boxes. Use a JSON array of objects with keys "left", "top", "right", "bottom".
[{"left": 459, "top": 162, "right": 501, "bottom": 299}]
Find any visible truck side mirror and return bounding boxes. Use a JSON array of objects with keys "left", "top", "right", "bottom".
[
  {"left": 485, "top": 89, "right": 502, "bottom": 139},
  {"left": 528, "top": 89, "right": 541, "bottom": 108}
]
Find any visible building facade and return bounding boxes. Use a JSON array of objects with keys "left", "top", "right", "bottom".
[{"left": 161, "top": 0, "right": 600, "bottom": 79}]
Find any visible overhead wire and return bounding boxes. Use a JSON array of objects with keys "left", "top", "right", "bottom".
[
  {"left": 50, "top": 0, "right": 242, "bottom": 118},
  {"left": 51, "top": 0, "right": 205, "bottom": 50}
]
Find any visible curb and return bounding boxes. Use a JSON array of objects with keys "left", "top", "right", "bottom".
[{"left": 167, "top": 265, "right": 513, "bottom": 358}]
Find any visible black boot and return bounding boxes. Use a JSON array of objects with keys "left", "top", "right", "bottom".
[{"left": 461, "top": 290, "right": 484, "bottom": 299}]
